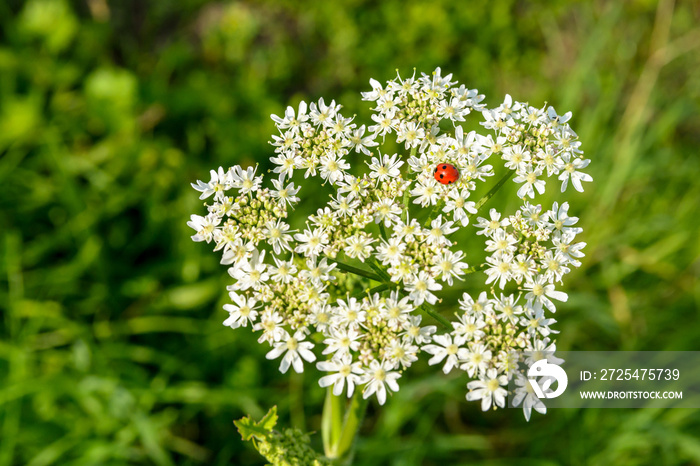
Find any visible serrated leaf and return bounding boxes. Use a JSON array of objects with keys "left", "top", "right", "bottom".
[
  {"left": 234, "top": 406, "right": 278, "bottom": 441},
  {"left": 258, "top": 405, "right": 278, "bottom": 431}
]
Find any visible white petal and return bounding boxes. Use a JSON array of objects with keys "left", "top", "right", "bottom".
[
  {"left": 375, "top": 384, "right": 387, "bottom": 405},
  {"left": 319, "top": 374, "right": 338, "bottom": 388},
  {"left": 266, "top": 346, "right": 286, "bottom": 360},
  {"left": 480, "top": 394, "right": 492, "bottom": 411},
  {"left": 547, "top": 290, "right": 568, "bottom": 302}
]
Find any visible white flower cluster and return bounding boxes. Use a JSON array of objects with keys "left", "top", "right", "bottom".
[
  {"left": 188, "top": 68, "right": 591, "bottom": 420},
  {"left": 483, "top": 94, "right": 592, "bottom": 196}
]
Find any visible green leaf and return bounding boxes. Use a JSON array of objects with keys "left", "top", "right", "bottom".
[{"left": 234, "top": 406, "right": 278, "bottom": 441}]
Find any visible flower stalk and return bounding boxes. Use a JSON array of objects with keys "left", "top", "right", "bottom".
[{"left": 323, "top": 389, "right": 369, "bottom": 465}]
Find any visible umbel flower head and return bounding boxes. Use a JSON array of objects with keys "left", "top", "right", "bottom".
[{"left": 188, "top": 68, "right": 591, "bottom": 420}]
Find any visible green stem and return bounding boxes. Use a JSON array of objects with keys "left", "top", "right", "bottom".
[
  {"left": 290, "top": 371, "right": 305, "bottom": 432},
  {"left": 402, "top": 147, "right": 418, "bottom": 222},
  {"left": 423, "top": 200, "right": 444, "bottom": 228},
  {"left": 332, "top": 390, "right": 369, "bottom": 464},
  {"left": 322, "top": 389, "right": 343, "bottom": 457},
  {"left": 378, "top": 222, "right": 388, "bottom": 241},
  {"left": 367, "top": 257, "right": 391, "bottom": 282},
  {"left": 351, "top": 282, "right": 394, "bottom": 299},
  {"left": 419, "top": 304, "right": 452, "bottom": 329},
  {"left": 469, "top": 263, "right": 488, "bottom": 274},
  {"left": 328, "top": 258, "right": 382, "bottom": 282},
  {"left": 474, "top": 169, "right": 515, "bottom": 214}
]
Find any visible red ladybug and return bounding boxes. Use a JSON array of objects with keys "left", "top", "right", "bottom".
[{"left": 434, "top": 163, "right": 459, "bottom": 185}]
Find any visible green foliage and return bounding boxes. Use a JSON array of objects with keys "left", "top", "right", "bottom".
[
  {"left": 235, "top": 406, "right": 330, "bottom": 466},
  {"left": 0, "top": 0, "right": 699, "bottom": 464},
  {"left": 236, "top": 406, "right": 280, "bottom": 442}
]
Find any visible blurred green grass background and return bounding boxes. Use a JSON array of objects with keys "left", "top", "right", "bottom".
[{"left": 1, "top": 0, "right": 699, "bottom": 464}]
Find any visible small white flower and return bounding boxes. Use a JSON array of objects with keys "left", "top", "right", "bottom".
[
  {"left": 452, "top": 314, "right": 486, "bottom": 343},
  {"left": 254, "top": 310, "right": 285, "bottom": 344},
  {"left": 317, "top": 354, "right": 364, "bottom": 397},
  {"left": 231, "top": 165, "right": 262, "bottom": 194},
  {"left": 403, "top": 315, "right": 436, "bottom": 345},
  {"left": 513, "top": 373, "right": 547, "bottom": 421},
  {"left": 396, "top": 121, "right": 425, "bottom": 149},
  {"left": 223, "top": 293, "right": 260, "bottom": 328},
  {"left": 369, "top": 109, "right": 398, "bottom": 136},
  {"left": 540, "top": 251, "right": 570, "bottom": 284},
  {"left": 376, "top": 237, "right": 406, "bottom": 265},
  {"left": 426, "top": 215, "right": 457, "bottom": 246},
  {"left": 484, "top": 252, "right": 514, "bottom": 290},
  {"left": 443, "top": 188, "right": 477, "bottom": 227},
  {"left": 466, "top": 368, "right": 508, "bottom": 411},
  {"left": 346, "top": 124, "right": 378, "bottom": 155},
  {"left": 191, "top": 167, "right": 232, "bottom": 200},
  {"left": 557, "top": 153, "right": 592, "bottom": 192},
  {"left": 493, "top": 293, "right": 524, "bottom": 324},
  {"left": 524, "top": 337, "right": 565, "bottom": 367},
  {"left": 268, "top": 257, "right": 297, "bottom": 284},
  {"left": 228, "top": 249, "right": 269, "bottom": 291},
  {"left": 266, "top": 330, "right": 317, "bottom": 374},
  {"left": 458, "top": 291, "right": 492, "bottom": 317},
  {"left": 319, "top": 153, "right": 350, "bottom": 184},
  {"left": 386, "top": 338, "right": 419, "bottom": 369},
  {"left": 322, "top": 327, "right": 361, "bottom": 358},
  {"left": 187, "top": 213, "right": 220, "bottom": 243},
  {"left": 330, "top": 194, "right": 360, "bottom": 218},
  {"left": 524, "top": 275, "right": 568, "bottom": 313},
  {"left": 263, "top": 219, "right": 294, "bottom": 254},
  {"left": 384, "top": 291, "right": 414, "bottom": 329},
  {"left": 330, "top": 114, "right": 354, "bottom": 138},
  {"left": 392, "top": 217, "right": 422, "bottom": 242},
  {"left": 271, "top": 176, "right": 301, "bottom": 206},
  {"left": 300, "top": 257, "right": 337, "bottom": 285},
  {"left": 361, "top": 77, "right": 386, "bottom": 102},
  {"left": 438, "top": 96, "right": 469, "bottom": 122},
  {"left": 514, "top": 167, "right": 546, "bottom": 199},
  {"left": 271, "top": 101, "right": 309, "bottom": 131},
  {"left": 405, "top": 271, "right": 442, "bottom": 306},
  {"left": 368, "top": 152, "right": 404, "bottom": 181},
  {"left": 294, "top": 227, "right": 329, "bottom": 258},
  {"left": 373, "top": 198, "right": 402, "bottom": 228},
  {"left": 552, "top": 232, "right": 586, "bottom": 267},
  {"left": 460, "top": 342, "right": 492, "bottom": 377},
  {"left": 520, "top": 305, "right": 559, "bottom": 337},
  {"left": 333, "top": 298, "right": 366, "bottom": 329},
  {"left": 475, "top": 209, "right": 510, "bottom": 236},
  {"left": 485, "top": 229, "right": 518, "bottom": 254},
  {"left": 431, "top": 250, "right": 469, "bottom": 286},
  {"left": 220, "top": 238, "right": 254, "bottom": 267},
  {"left": 270, "top": 152, "right": 299, "bottom": 178},
  {"left": 344, "top": 234, "right": 375, "bottom": 261},
  {"left": 545, "top": 202, "right": 580, "bottom": 235},
  {"left": 270, "top": 130, "right": 301, "bottom": 153},
  {"left": 361, "top": 360, "right": 401, "bottom": 405},
  {"left": 410, "top": 179, "right": 440, "bottom": 207},
  {"left": 521, "top": 202, "right": 546, "bottom": 228},
  {"left": 305, "top": 305, "right": 331, "bottom": 333},
  {"left": 511, "top": 254, "right": 537, "bottom": 284},
  {"left": 422, "top": 334, "right": 467, "bottom": 374},
  {"left": 309, "top": 97, "right": 339, "bottom": 126}
]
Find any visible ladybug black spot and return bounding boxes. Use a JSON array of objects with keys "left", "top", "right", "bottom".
[
  {"left": 440, "top": 174, "right": 444, "bottom": 179},
  {"left": 442, "top": 165, "right": 447, "bottom": 169},
  {"left": 448, "top": 180, "right": 452, "bottom": 184}
]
